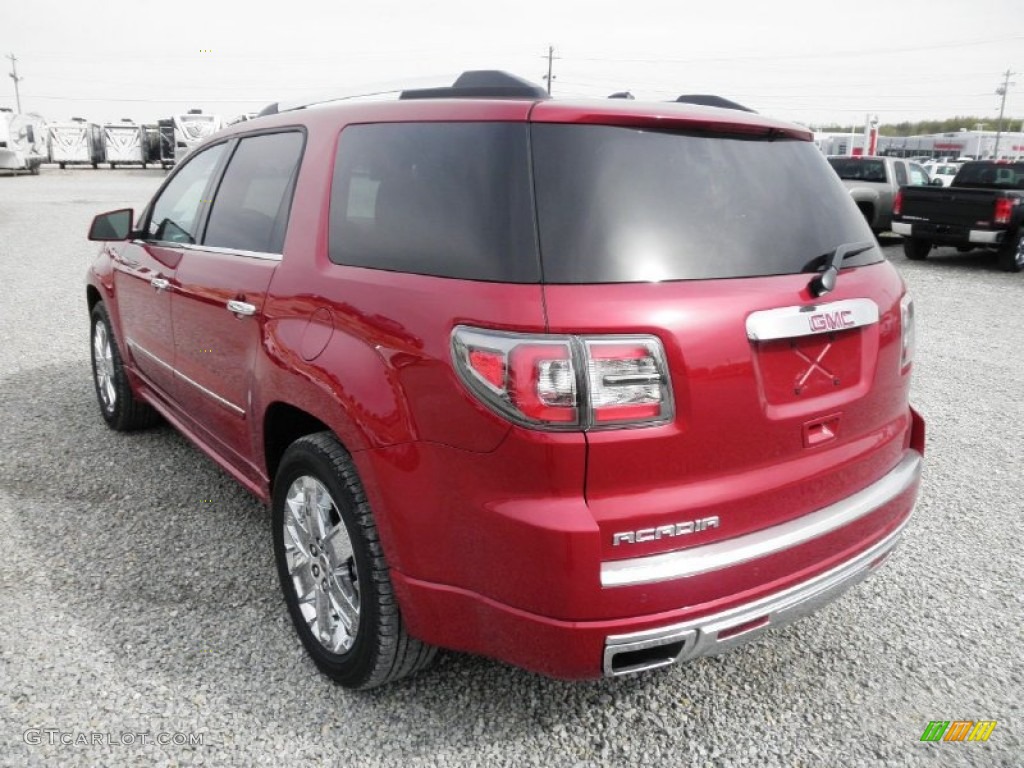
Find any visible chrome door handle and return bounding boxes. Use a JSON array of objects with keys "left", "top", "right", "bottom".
[
  {"left": 150, "top": 277, "right": 170, "bottom": 291},
  {"left": 227, "top": 300, "right": 256, "bottom": 317}
]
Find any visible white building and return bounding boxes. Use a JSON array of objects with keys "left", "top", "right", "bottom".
[{"left": 816, "top": 127, "right": 1024, "bottom": 160}]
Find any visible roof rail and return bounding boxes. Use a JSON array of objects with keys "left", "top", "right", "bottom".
[
  {"left": 399, "top": 70, "right": 548, "bottom": 100},
  {"left": 255, "top": 71, "right": 548, "bottom": 118},
  {"left": 674, "top": 94, "right": 756, "bottom": 113}
]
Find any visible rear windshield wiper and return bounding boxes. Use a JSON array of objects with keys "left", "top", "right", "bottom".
[{"left": 805, "top": 241, "right": 876, "bottom": 297}]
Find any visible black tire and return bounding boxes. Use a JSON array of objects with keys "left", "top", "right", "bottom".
[
  {"left": 89, "top": 302, "right": 160, "bottom": 431},
  {"left": 272, "top": 432, "right": 436, "bottom": 689},
  {"left": 903, "top": 238, "right": 931, "bottom": 261},
  {"left": 109, "top": 163, "right": 116, "bottom": 170},
  {"left": 59, "top": 162, "right": 66, "bottom": 170},
  {"left": 997, "top": 231, "right": 1024, "bottom": 273},
  {"left": 29, "top": 162, "right": 40, "bottom": 176}
]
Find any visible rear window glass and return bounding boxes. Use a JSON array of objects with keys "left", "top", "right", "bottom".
[
  {"left": 533, "top": 125, "right": 880, "bottom": 283},
  {"left": 329, "top": 122, "right": 539, "bottom": 282},
  {"left": 827, "top": 158, "right": 887, "bottom": 182},
  {"left": 953, "top": 162, "right": 1024, "bottom": 188}
]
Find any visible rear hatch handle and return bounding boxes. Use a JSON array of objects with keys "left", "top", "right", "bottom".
[{"left": 806, "top": 241, "right": 876, "bottom": 297}]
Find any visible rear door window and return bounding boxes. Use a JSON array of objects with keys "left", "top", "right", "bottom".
[
  {"left": 204, "top": 131, "right": 304, "bottom": 254},
  {"left": 328, "top": 122, "right": 539, "bottom": 282},
  {"left": 533, "top": 124, "right": 880, "bottom": 283},
  {"left": 894, "top": 161, "right": 908, "bottom": 186}
]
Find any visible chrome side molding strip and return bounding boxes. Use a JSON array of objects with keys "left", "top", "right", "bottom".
[{"left": 601, "top": 450, "right": 921, "bottom": 588}]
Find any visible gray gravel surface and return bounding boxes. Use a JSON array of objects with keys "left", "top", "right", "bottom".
[{"left": 1, "top": 169, "right": 1021, "bottom": 767}]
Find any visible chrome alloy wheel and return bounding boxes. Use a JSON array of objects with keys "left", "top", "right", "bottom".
[
  {"left": 1015, "top": 236, "right": 1024, "bottom": 269},
  {"left": 283, "top": 476, "right": 360, "bottom": 653},
  {"left": 92, "top": 320, "right": 116, "bottom": 412}
]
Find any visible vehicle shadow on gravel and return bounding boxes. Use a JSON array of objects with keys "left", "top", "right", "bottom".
[
  {"left": 1, "top": 360, "right": 838, "bottom": 758},
  {"left": 915, "top": 247, "right": 1007, "bottom": 272}
]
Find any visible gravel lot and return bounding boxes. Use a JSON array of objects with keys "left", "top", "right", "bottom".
[{"left": 1, "top": 168, "right": 1021, "bottom": 767}]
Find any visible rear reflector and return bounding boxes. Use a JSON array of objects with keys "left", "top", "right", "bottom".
[
  {"left": 452, "top": 327, "right": 672, "bottom": 431},
  {"left": 900, "top": 293, "right": 915, "bottom": 371}
]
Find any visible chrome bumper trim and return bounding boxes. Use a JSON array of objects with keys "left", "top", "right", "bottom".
[
  {"left": 891, "top": 222, "right": 912, "bottom": 236},
  {"left": 603, "top": 519, "right": 908, "bottom": 676},
  {"left": 601, "top": 451, "right": 921, "bottom": 588}
]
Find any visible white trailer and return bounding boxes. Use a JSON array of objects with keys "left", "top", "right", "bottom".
[
  {"left": 49, "top": 119, "right": 104, "bottom": 169},
  {"left": 102, "top": 120, "right": 148, "bottom": 168},
  {"left": 171, "top": 110, "right": 225, "bottom": 163},
  {"left": 0, "top": 109, "right": 48, "bottom": 174}
]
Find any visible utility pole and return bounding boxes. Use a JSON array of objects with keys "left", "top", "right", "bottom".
[
  {"left": 543, "top": 46, "right": 556, "bottom": 96},
  {"left": 6, "top": 53, "right": 23, "bottom": 113},
  {"left": 993, "top": 68, "right": 1016, "bottom": 159}
]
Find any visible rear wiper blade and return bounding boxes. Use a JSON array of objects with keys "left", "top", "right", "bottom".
[{"left": 806, "top": 241, "right": 875, "bottom": 297}]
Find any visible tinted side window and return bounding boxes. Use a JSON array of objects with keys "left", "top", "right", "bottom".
[
  {"left": 204, "top": 131, "right": 304, "bottom": 254},
  {"left": 329, "top": 122, "right": 539, "bottom": 282},
  {"left": 147, "top": 144, "right": 226, "bottom": 243},
  {"left": 894, "top": 161, "right": 908, "bottom": 186}
]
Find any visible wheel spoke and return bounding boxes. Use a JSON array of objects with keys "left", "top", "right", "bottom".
[
  {"left": 314, "top": 585, "right": 332, "bottom": 643},
  {"left": 331, "top": 569, "right": 360, "bottom": 630},
  {"left": 322, "top": 522, "right": 353, "bottom": 567},
  {"left": 288, "top": 555, "right": 317, "bottom": 599}
]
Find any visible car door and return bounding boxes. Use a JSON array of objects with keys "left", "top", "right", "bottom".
[
  {"left": 112, "top": 143, "right": 227, "bottom": 399},
  {"left": 171, "top": 130, "right": 305, "bottom": 473}
]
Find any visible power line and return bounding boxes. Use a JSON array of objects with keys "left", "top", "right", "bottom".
[{"left": 560, "top": 33, "right": 1023, "bottom": 66}]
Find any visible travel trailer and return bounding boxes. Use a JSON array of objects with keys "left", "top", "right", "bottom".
[
  {"left": 49, "top": 118, "right": 104, "bottom": 168},
  {"left": 0, "top": 109, "right": 48, "bottom": 173}
]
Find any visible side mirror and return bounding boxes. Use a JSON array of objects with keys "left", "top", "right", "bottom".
[
  {"left": 88, "top": 208, "right": 134, "bottom": 241},
  {"left": 930, "top": 178, "right": 944, "bottom": 186}
]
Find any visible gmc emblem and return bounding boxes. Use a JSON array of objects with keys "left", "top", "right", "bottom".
[{"left": 808, "top": 310, "right": 855, "bottom": 332}]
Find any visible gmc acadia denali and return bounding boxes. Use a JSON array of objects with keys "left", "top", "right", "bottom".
[{"left": 85, "top": 72, "right": 925, "bottom": 689}]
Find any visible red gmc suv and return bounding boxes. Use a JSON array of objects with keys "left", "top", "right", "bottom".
[{"left": 86, "top": 72, "right": 924, "bottom": 689}]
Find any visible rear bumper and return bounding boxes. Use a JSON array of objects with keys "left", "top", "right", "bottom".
[
  {"left": 892, "top": 220, "right": 1003, "bottom": 245},
  {"left": 389, "top": 448, "right": 922, "bottom": 679},
  {"left": 603, "top": 517, "right": 905, "bottom": 676}
]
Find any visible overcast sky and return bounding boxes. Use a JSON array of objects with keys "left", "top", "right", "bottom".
[{"left": 2, "top": 0, "right": 1022, "bottom": 129}]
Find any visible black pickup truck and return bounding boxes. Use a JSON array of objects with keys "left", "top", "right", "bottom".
[{"left": 892, "top": 161, "right": 1024, "bottom": 272}]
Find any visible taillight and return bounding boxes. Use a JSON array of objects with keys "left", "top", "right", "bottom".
[
  {"left": 451, "top": 326, "right": 672, "bottom": 431},
  {"left": 893, "top": 188, "right": 903, "bottom": 217},
  {"left": 899, "top": 294, "right": 915, "bottom": 371},
  {"left": 993, "top": 198, "right": 1016, "bottom": 225},
  {"left": 584, "top": 340, "right": 670, "bottom": 424}
]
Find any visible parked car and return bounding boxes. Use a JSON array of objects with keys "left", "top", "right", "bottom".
[
  {"left": 85, "top": 71, "right": 924, "bottom": 689},
  {"left": 827, "top": 155, "right": 932, "bottom": 233},
  {"left": 922, "top": 162, "right": 959, "bottom": 187},
  {"left": 893, "top": 160, "right": 1024, "bottom": 271}
]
